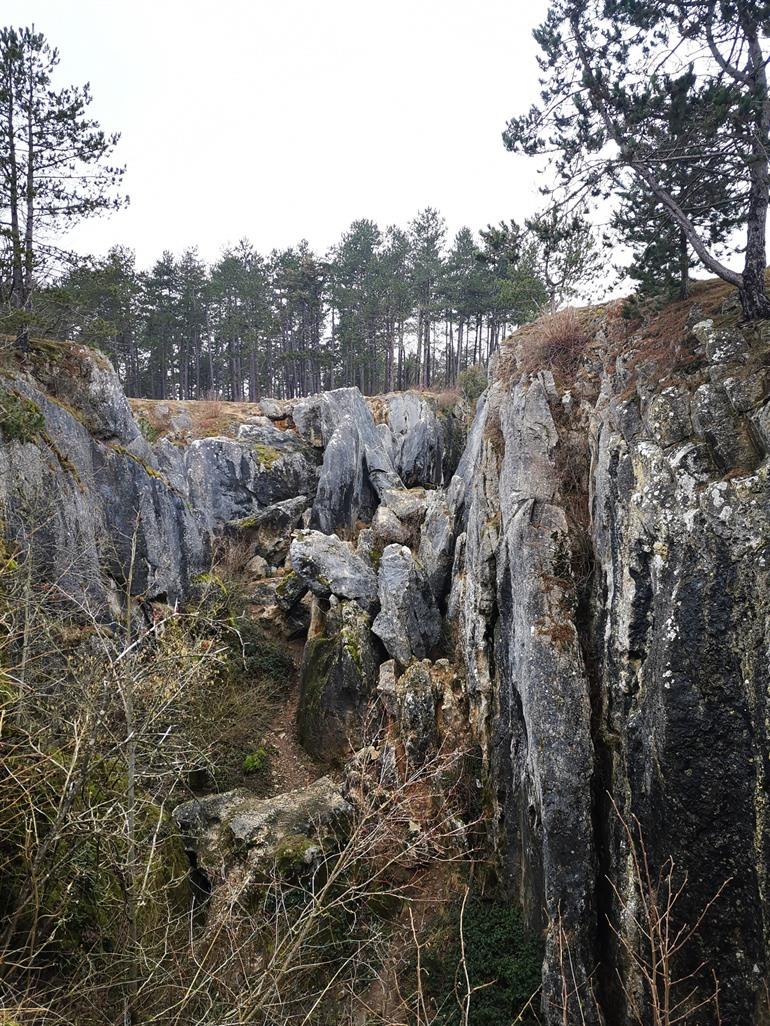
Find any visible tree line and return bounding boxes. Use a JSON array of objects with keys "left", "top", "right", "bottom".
[{"left": 27, "top": 210, "right": 599, "bottom": 400}]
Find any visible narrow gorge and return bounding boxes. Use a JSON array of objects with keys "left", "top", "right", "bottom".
[{"left": 1, "top": 282, "right": 768, "bottom": 1025}]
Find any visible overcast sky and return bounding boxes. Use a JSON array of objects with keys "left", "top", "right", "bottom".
[{"left": 5, "top": 0, "right": 552, "bottom": 266}]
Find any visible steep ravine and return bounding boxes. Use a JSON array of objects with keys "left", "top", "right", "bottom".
[{"left": 0, "top": 292, "right": 768, "bottom": 1025}]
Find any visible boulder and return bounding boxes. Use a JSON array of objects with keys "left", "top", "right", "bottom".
[
  {"left": 185, "top": 434, "right": 318, "bottom": 533},
  {"left": 173, "top": 777, "right": 351, "bottom": 878},
  {"left": 228, "top": 494, "right": 309, "bottom": 564},
  {"left": 289, "top": 529, "right": 378, "bottom": 612},
  {"left": 372, "top": 544, "right": 442, "bottom": 665}
]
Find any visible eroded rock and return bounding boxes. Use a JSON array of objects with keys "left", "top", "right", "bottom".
[
  {"left": 289, "top": 529, "right": 378, "bottom": 611},
  {"left": 372, "top": 544, "right": 442, "bottom": 665}
]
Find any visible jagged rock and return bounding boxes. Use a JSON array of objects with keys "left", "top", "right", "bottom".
[
  {"left": 450, "top": 375, "right": 602, "bottom": 1023},
  {"left": 381, "top": 486, "right": 428, "bottom": 523},
  {"left": 371, "top": 504, "right": 410, "bottom": 547},
  {"left": 0, "top": 363, "right": 206, "bottom": 607},
  {"left": 258, "top": 398, "right": 286, "bottom": 420},
  {"left": 185, "top": 434, "right": 318, "bottom": 533},
  {"left": 291, "top": 395, "right": 324, "bottom": 446},
  {"left": 693, "top": 318, "right": 751, "bottom": 365},
  {"left": 372, "top": 544, "right": 442, "bottom": 665},
  {"left": 417, "top": 489, "right": 456, "bottom": 601},
  {"left": 247, "top": 553, "right": 271, "bottom": 578},
  {"left": 377, "top": 659, "right": 398, "bottom": 718},
  {"left": 310, "top": 388, "right": 404, "bottom": 532},
  {"left": 228, "top": 494, "right": 308, "bottom": 565},
  {"left": 394, "top": 660, "right": 438, "bottom": 767},
  {"left": 378, "top": 391, "right": 446, "bottom": 487},
  {"left": 297, "top": 601, "right": 380, "bottom": 762},
  {"left": 310, "top": 416, "right": 368, "bottom": 533},
  {"left": 289, "top": 529, "right": 378, "bottom": 611},
  {"left": 173, "top": 777, "right": 351, "bottom": 877},
  {"left": 691, "top": 382, "right": 760, "bottom": 471}
]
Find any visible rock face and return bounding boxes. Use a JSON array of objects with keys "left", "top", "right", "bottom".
[
  {"left": 310, "top": 388, "right": 404, "bottom": 533},
  {"left": 448, "top": 316, "right": 770, "bottom": 1025},
  {"left": 297, "top": 600, "right": 380, "bottom": 763},
  {"left": 372, "top": 544, "right": 442, "bottom": 666},
  {"left": 375, "top": 391, "right": 464, "bottom": 487}
]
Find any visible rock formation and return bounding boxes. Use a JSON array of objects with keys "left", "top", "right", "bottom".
[{"left": 2, "top": 303, "right": 768, "bottom": 1025}]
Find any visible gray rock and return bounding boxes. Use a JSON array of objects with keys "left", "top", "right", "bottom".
[
  {"left": 691, "top": 382, "right": 760, "bottom": 471},
  {"left": 644, "top": 387, "right": 692, "bottom": 447},
  {"left": 380, "top": 391, "right": 445, "bottom": 487},
  {"left": 310, "top": 388, "right": 404, "bottom": 532},
  {"left": 372, "top": 544, "right": 442, "bottom": 665},
  {"left": 289, "top": 529, "right": 378, "bottom": 611},
  {"left": 377, "top": 658, "right": 398, "bottom": 717},
  {"left": 394, "top": 660, "right": 438, "bottom": 767},
  {"left": 297, "top": 601, "right": 380, "bottom": 763},
  {"left": 228, "top": 494, "right": 308, "bottom": 564},
  {"left": 417, "top": 489, "right": 456, "bottom": 601},
  {"left": 372, "top": 504, "right": 410, "bottom": 547},
  {"left": 173, "top": 777, "right": 351, "bottom": 877}
]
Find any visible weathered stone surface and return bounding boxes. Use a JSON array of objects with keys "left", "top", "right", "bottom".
[
  {"left": 691, "top": 382, "right": 760, "bottom": 472},
  {"left": 450, "top": 312, "right": 770, "bottom": 1025},
  {"left": 417, "top": 489, "right": 455, "bottom": 602},
  {"left": 310, "top": 388, "right": 404, "bottom": 532},
  {"left": 394, "top": 660, "right": 438, "bottom": 767},
  {"left": 185, "top": 432, "right": 318, "bottom": 534},
  {"left": 310, "top": 416, "right": 368, "bottom": 534},
  {"left": 173, "top": 777, "right": 351, "bottom": 877},
  {"left": 371, "top": 504, "right": 410, "bottom": 547},
  {"left": 228, "top": 494, "right": 308, "bottom": 565},
  {"left": 0, "top": 360, "right": 206, "bottom": 607},
  {"left": 289, "top": 529, "right": 378, "bottom": 611},
  {"left": 449, "top": 373, "right": 598, "bottom": 1023},
  {"left": 297, "top": 601, "right": 380, "bottom": 762},
  {"left": 643, "top": 386, "right": 692, "bottom": 447},
  {"left": 378, "top": 392, "right": 446, "bottom": 487},
  {"left": 372, "top": 544, "right": 442, "bottom": 665}
]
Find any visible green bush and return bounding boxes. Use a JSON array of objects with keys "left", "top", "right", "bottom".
[
  {"left": 424, "top": 895, "right": 543, "bottom": 1026},
  {"left": 457, "top": 364, "right": 487, "bottom": 404},
  {"left": 242, "top": 745, "right": 270, "bottom": 775}
]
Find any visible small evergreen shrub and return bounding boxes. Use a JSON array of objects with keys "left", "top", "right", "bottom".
[
  {"left": 0, "top": 388, "right": 45, "bottom": 442},
  {"left": 424, "top": 895, "right": 543, "bottom": 1026},
  {"left": 458, "top": 364, "right": 487, "bottom": 404},
  {"left": 242, "top": 745, "right": 270, "bottom": 775}
]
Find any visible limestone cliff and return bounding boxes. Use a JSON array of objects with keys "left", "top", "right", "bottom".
[{"left": 2, "top": 288, "right": 768, "bottom": 1026}]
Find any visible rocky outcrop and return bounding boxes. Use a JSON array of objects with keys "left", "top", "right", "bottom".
[
  {"left": 375, "top": 390, "right": 464, "bottom": 487},
  {"left": 448, "top": 314, "right": 770, "bottom": 1025},
  {"left": 7, "top": 307, "right": 769, "bottom": 1026},
  {"left": 309, "top": 388, "right": 404, "bottom": 532}
]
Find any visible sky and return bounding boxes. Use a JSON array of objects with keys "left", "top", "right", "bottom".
[{"left": 5, "top": 0, "right": 552, "bottom": 267}]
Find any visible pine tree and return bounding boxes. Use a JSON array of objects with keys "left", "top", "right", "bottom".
[
  {"left": 409, "top": 208, "right": 446, "bottom": 388},
  {"left": 0, "top": 26, "right": 126, "bottom": 347},
  {"left": 503, "top": 0, "right": 770, "bottom": 318}
]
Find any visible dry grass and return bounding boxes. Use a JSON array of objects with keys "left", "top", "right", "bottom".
[
  {"left": 499, "top": 306, "right": 595, "bottom": 387},
  {"left": 129, "top": 397, "right": 265, "bottom": 442}
]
